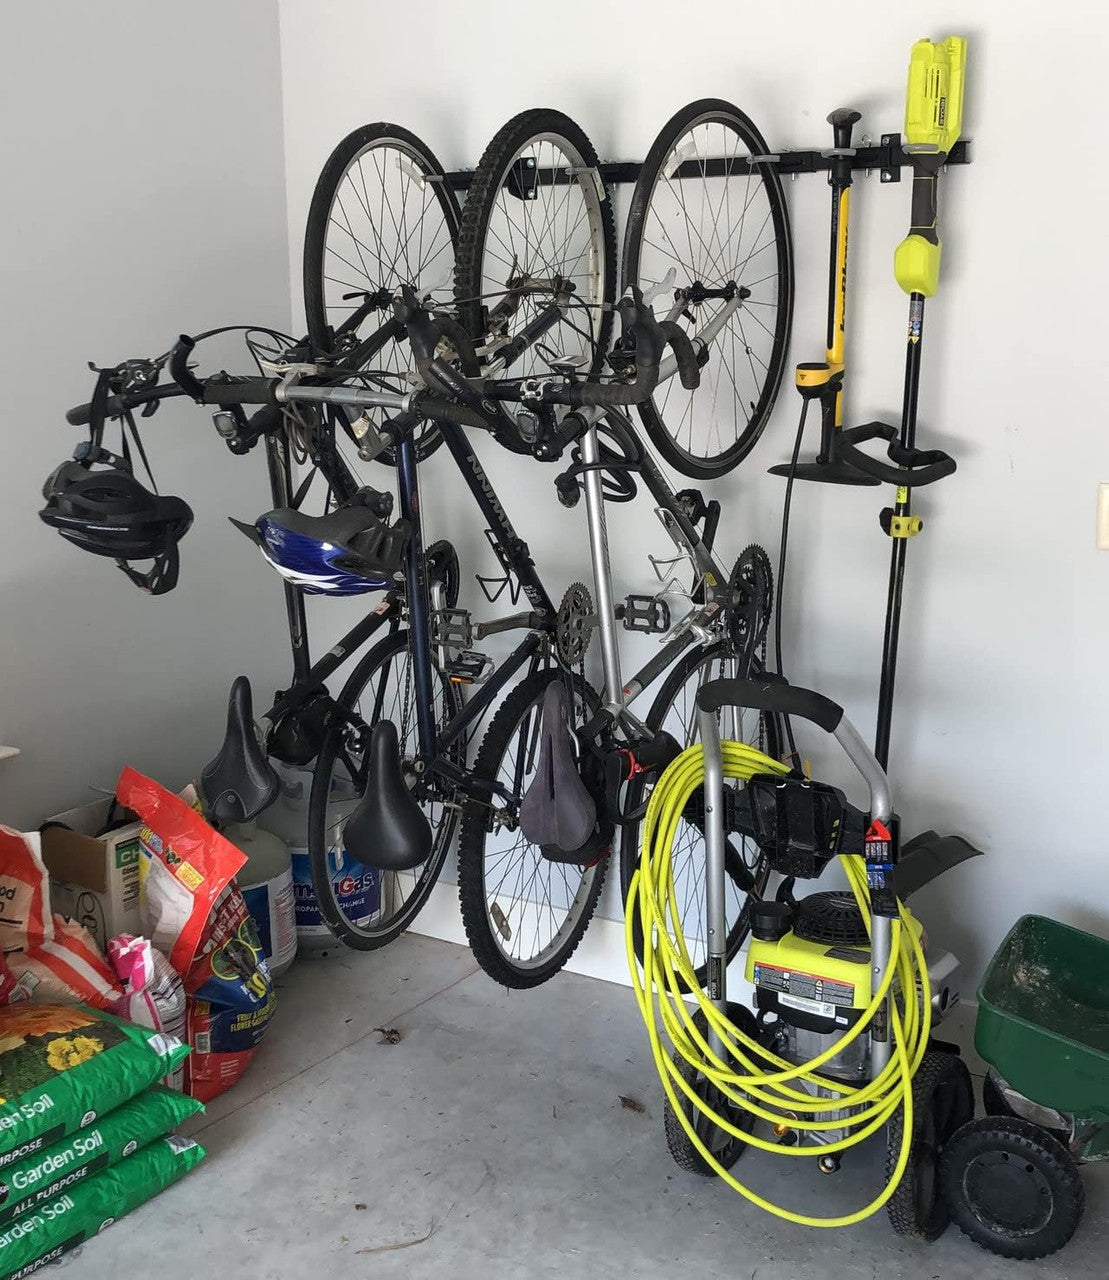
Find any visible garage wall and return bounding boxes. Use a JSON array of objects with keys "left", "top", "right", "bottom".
[
  {"left": 274, "top": 1, "right": 1107, "bottom": 986},
  {"left": 0, "top": 1, "right": 293, "bottom": 825}
]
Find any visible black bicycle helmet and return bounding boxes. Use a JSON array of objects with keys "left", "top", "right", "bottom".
[{"left": 39, "top": 459, "right": 193, "bottom": 595}]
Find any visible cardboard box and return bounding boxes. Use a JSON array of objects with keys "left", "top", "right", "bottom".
[{"left": 40, "top": 798, "right": 144, "bottom": 950}]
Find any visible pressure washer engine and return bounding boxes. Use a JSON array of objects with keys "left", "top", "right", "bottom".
[{"left": 748, "top": 892, "right": 925, "bottom": 1157}]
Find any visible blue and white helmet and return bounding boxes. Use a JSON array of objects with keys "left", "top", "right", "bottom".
[{"left": 233, "top": 491, "right": 407, "bottom": 597}]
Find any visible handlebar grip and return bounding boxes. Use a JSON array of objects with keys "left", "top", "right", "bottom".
[
  {"left": 169, "top": 335, "right": 204, "bottom": 399},
  {"left": 65, "top": 383, "right": 186, "bottom": 426},
  {"left": 697, "top": 676, "right": 844, "bottom": 733},
  {"left": 201, "top": 378, "right": 277, "bottom": 407},
  {"left": 415, "top": 395, "right": 494, "bottom": 432},
  {"left": 837, "top": 422, "right": 956, "bottom": 487},
  {"left": 658, "top": 321, "right": 700, "bottom": 390}
]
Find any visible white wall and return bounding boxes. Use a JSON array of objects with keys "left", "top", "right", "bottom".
[
  {"left": 0, "top": 1, "right": 293, "bottom": 825},
  {"left": 274, "top": 0, "right": 1109, "bottom": 986}
]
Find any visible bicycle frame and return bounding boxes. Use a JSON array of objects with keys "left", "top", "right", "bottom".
[
  {"left": 261, "top": 286, "right": 751, "bottom": 781},
  {"left": 260, "top": 408, "right": 557, "bottom": 793}
]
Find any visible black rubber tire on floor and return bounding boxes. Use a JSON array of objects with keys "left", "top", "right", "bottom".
[
  {"left": 939, "top": 1116, "right": 1085, "bottom": 1260},
  {"left": 886, "top": 1047, "right": 976, "bottom": 1241},
  {"left": 303, "top": 122, "right": 461, "bottom": 464},
  {"left": 307, "top": 628, "right": 462, "bottom": 950},
  {"left": 663, "top": 1004, "right": 759, "bottom": 1176},
  {"left": 621, "top": 98, "right": 794, "bottom": 479},
  {"left": 619, "top": 644, "right": 779, "bottom": 991},
  {"left": 453, "top": 107, "right": 616, "bottom": 455},
  {"left": 456, "top": 668, "right": 608, "bottom": 988}
]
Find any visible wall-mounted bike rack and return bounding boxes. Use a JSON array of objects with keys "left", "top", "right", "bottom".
[{"left": 440, "top": 134, "right": 972, "bottom": 191}]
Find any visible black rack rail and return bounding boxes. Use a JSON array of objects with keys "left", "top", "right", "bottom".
[{"left": 440, "top": 134, "right": 971, "bottom": 191}]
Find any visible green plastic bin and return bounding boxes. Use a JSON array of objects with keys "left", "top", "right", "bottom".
[{"left": 976, "top": 913, "right": 1109, "bottom": 1117}]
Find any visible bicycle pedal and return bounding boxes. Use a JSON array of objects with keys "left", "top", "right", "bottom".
[
  {"left": 618, "top": 594, "right": 671, "bottom": 634},
  {"left": 445, "top": 650, "right": 494, "bottom": 685}
]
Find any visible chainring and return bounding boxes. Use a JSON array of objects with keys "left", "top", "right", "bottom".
[
  {"left": 556, "top": 581, "right": 595, "bottom": 667},
  {"left": 729, "top": 544, "right": 774, "bottom": 668}
]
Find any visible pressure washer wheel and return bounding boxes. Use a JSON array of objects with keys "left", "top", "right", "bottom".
[
  {"left": 663, "top": 1004, "right": 758, "bottom": 1176},
  {"left": 939, "top": 1116, "right": 1085, "bottom": 1260},
  {"left": 885, "top": 1047, "right": 975, "bottom": 1240}
]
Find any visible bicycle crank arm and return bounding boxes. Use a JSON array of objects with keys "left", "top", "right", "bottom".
[{"left": 473, "top": 610, "right": 550, "bottom": 640}]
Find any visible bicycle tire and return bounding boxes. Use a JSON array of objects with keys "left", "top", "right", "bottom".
[
  {"left": 457, "top": 667, "right": 607, "bottom": 987},
  {"left": 303, "top": 122, "right": 461, "bottom": 464},
  {"left": 454, "top": 108, "right": 616, "bottom": 454},
  {"left": 620, "top": 644, "right": 779, "bottom": 988},
  {"left": 622, "top": 99, "right": 794, "bottom": 478},
  {"left": 307, "top": 627, "right": 462, "bottom": 950}
]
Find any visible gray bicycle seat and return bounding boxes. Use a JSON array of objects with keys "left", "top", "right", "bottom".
[{"left": 519, "top": 679, "right": 597, "bottom": 855}]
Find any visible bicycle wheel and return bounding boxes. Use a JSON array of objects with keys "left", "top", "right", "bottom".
[
  {"left": 303, "top": 123, "right": 461, "bottom": 463},
  {"left": 454, "top": 108, "right": 616, "bottom": 447},
  {"left": 622, "top": 100, "right": 794, "bottom": 478},
  {"left": 457, "top": 667, "right": 607, "bottom": 987},
  {"left": 620, "top": 643, "right": 780, "bottom": 987},
  {"left": 307, "top": 628, "right": 462, "bottom": 950}
]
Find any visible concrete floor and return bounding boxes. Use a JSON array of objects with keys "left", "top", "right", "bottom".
[{"left": 74, "top": 934, "right": 1105, "bottom": 1280}]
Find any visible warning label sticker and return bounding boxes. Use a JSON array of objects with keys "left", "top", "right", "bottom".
[{"left": 753, "top": 962, "right": 855, "bottom": 1008}]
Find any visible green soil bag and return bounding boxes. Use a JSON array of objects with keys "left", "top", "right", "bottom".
[
  {"left": 0, "top": 1004, "right": 188, "bottom": 1168},
  {"left": 0, "top": 1086, "right": 202, "bottom": 1226},
  {"left": 0, "top": 1135, "right": 205, "bottom": 1278}
]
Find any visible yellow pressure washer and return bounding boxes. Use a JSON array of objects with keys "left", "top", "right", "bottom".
[{"left": 628, "top": 37, "right": 981, "bottom": 1239}]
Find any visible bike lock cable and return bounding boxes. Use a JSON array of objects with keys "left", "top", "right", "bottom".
[{"left": 626, "top": 741, "right": 931, "bottom": 1227}]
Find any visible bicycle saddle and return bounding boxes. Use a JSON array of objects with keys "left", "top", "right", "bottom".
[
  {"left": 519, "top": 679, "right": 598, "bottom": 859},
  {"left": 200, "top": 676, "right": 280, "bottom": 823},
  {"left": 343, "top": 720, "right": 432, "bottom": 871}
]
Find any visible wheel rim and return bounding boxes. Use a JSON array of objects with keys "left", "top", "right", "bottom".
[
  {"left": 646, "top": 649, "right": 772, "bottom": 976},
  {"left": 626, "top": 109, "right": 791, "bottom": 473},
  {"left": 470, "top": 132, "right": 610, "bottom": 376},
  {"left": 320, "top": 641, "right": 458, "bottom": 940},
  {"left": 963, "top": 1151, "right": 1055, "bottom": 1235},
  {"left": 479, "top": 677, "right": 601, "bottom": 971},
  {"left": 308, "top": 133, "right": 459, "bottom": 460}
]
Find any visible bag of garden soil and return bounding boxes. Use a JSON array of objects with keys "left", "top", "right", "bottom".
[
  {"left": 0, "top": 1134, "right": 205, "bottom": 1278},
  {"left": 0, "top": 1004, "right": 187, "bottom": 1168},
  {"left": 0, "top": 1086, "right": 201, "bottom": 1227}
]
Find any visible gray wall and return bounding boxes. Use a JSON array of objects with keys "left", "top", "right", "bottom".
[{"left": 0, "top": 1, "right": 294, "bottom": 824}]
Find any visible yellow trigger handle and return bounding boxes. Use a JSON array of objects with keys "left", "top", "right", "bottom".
[{"left": 894, "top": 35, "right": 967, "bottom": 297}]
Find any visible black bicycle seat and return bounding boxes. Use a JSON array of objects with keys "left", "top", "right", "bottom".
[
  {"left": 343, "top": 720, "right": 432, "bottom": 871},
  {"left": 519, "top": 679, "right": 598, "bottom": 859},
  {"left": 200, "top": 676, "right": 280, "bottom": 824}
]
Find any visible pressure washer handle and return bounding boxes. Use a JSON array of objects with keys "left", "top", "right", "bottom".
[
  {"left": 837, "top": 422, "right": 956, "bottom": 487},
  {"left": 697, "top": 677, "right": 892, "bottom": 822},
  {"left": 698, "top": 676, "right": 842, "bottom": 733}
]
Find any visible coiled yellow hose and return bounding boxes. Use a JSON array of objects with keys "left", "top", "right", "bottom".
[{"left": 625, "top": 741, "right": 931, "bottom": 1227}]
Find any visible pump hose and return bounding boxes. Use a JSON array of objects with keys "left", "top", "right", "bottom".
[{"left": 625, "top": 741, "right": 931, "bottom": 1227}]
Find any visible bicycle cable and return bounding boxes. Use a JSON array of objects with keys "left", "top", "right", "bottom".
[{"left": 774, "top": 398, "right": 811, "bottom": 767}]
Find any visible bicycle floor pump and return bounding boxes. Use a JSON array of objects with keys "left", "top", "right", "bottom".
[{"left": 769, "top": 108, "right": 877, "bottom": 485}]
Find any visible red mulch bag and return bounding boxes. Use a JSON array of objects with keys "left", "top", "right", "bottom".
[
  {"left": 0, "top": 828, "right": 54, "bottom": 955},
  {"left": 116, "top": 768, "right": 276, "bottom": 1102}
]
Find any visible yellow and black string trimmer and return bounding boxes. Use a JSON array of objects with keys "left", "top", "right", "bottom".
[{"left": 835, "top": 34, "right": 966, "bottom": 765}]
